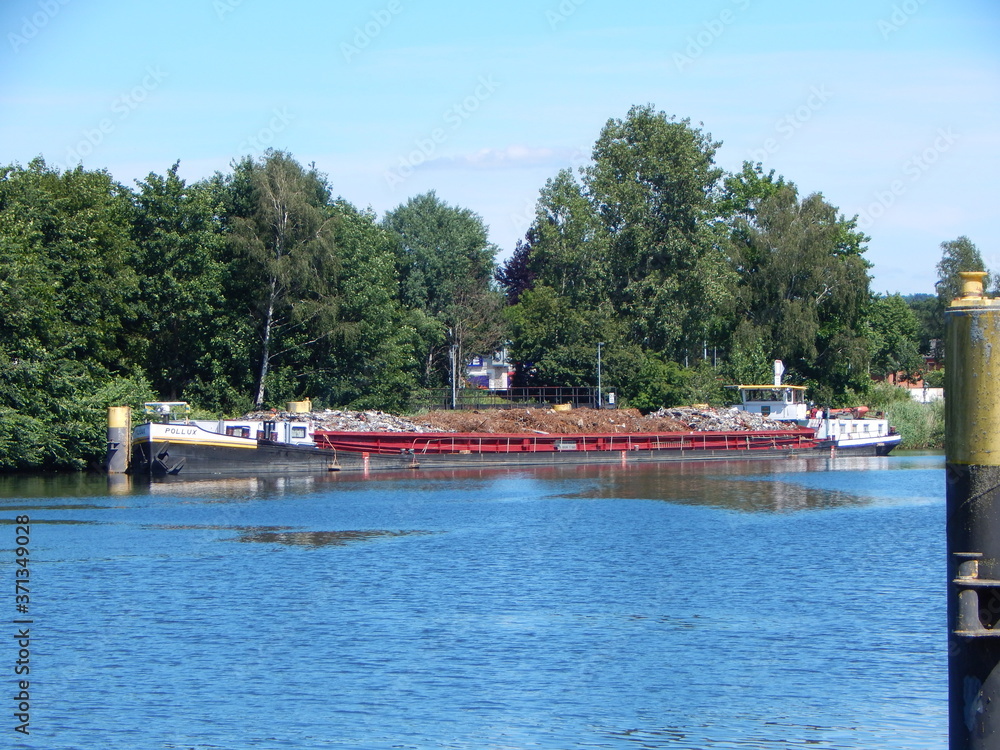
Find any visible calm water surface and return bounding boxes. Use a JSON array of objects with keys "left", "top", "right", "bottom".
[{"left": 1, "top": 454, "right": 945, "bottom": 749}]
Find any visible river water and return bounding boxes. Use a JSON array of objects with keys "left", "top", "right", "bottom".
[{"left": 2, "top": 453, "right": 945, "bottom": 749}]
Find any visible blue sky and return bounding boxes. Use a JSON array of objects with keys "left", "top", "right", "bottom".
[{"left": 2, "top": 0, "right": 998, "bottom": 294}]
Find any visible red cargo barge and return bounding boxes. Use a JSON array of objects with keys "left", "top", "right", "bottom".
[{"left": 312, "top": 428, "right": 820, "bottom": 471}]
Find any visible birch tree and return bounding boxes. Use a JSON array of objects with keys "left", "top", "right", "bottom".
[{"left": 228, "top": 151, "right": 341, "bottom": 408}]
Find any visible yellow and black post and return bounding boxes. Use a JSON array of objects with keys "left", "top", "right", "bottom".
[
  {"left": 105, "top": 406, "right": 131, "bottom": 474},
  {"left": 946, "top": 271, "right": 1000, "bottom": 748}
]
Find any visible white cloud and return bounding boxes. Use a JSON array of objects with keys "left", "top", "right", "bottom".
[{"left": 419, "top": 144, "right": 589, "bottom": 171}]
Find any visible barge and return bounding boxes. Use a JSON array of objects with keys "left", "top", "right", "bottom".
[
  {"left": 122, "top": 378, "right": 900, "bottom": 477},
  {"left": 124, "top": 402, "right": 820, "bottom": 478}
]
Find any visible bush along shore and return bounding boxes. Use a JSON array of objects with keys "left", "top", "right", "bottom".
[{"left": 866, "top": 383, "right": 944, "bottom": 450}]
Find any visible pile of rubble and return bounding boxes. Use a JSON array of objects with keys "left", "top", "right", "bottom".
[
  {"left": 242, "top": 408, "right": 437, "bottom": 433},
  {"left": 243, "top": 405, "right": 789, "bottom": 434},
  {"left": 646, "top": 406, "right": 782, "bottom": 432},
  {"left": 414, "top": 407, "right": 685, "bottom": 434}
]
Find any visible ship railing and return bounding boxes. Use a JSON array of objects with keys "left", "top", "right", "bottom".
[{"left": 311, "top": 429, "right": 817, "bottom": 455}]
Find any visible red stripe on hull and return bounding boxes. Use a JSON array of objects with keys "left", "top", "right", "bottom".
[{"left": 313, "top": 429, "right": 818, "bottom": 455}]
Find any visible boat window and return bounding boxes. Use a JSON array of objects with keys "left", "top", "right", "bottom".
[
  {"left": 226, "top": 426, "right": 251, "bottom": 438},
  {"left": 291, "top": 426, "right": 307, "bottom": 439}
]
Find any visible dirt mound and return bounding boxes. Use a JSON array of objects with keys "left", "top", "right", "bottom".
[{"left": 415, "top": 408, "right": 689, "bottom": 434}]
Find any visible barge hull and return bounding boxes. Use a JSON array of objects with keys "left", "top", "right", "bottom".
[
  {"left": 132, "top": 428, "right": 822, "bottom": 477},
  {"left": 130, "top": 423, "right": 893, "bottom": 478}
]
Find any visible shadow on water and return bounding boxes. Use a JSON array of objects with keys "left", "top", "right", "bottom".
[
  {"left": 137, "top": 523, "right": 435, "bottom": 548},
  {"left": 229, "top": 528, "right": 435, "bottom": 547},
  {"left": 0, "top": 471, "right": 115, "bottom": 499},
  {"left": 562, "top": 463, "right": 870, "bottom": 513}
]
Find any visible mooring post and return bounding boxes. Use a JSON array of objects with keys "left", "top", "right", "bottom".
[
  {"left": 106, "top": 406, "right": 131, "bottom": 474},
  {"left": 946, "top": 271, "right": 1000, "bottom": 748}
]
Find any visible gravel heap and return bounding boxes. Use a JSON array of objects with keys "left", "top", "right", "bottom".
[
  {"left": 646, "top": 406, "right": 785, "bottom": 432},
  {"left": 242, "top": 409, "right": 437, "bottom": 432}
]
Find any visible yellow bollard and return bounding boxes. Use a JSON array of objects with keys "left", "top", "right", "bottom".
[
  {"left": 945, "top": 271, "right": 1000, "bottom": 748},
  {"left": 105, "top": 406, "right": 132, "bottom": 474}
]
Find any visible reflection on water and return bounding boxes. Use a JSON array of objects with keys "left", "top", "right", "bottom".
[
  {"left": 137, "top": 524, "right": 433, "bottom": 547},
  {"left": 566, "top": 465, "right": 871, "bottom": 512},
  {"left": 0, "top": 471, "right": 112, "bottom": 498},
  {"left": 127, "top": 454, "right": 942, "bottom": 512},
  {"left": 143, "top": 523, "right": 295, "bottom": 532},
  {"left": 232, "top": 528, "right": 435, "bottom": 547}
]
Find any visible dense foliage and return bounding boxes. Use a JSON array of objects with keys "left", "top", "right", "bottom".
[
  {"left": 0, "top": 107, "right": 984, "bottom": 469},
  {"left": 497, "top": 108, "right": 963, "bottom": 412}
]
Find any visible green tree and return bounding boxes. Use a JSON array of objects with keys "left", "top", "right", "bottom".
[
  {"left": 727, "top": 184, "right": 873, "bottom": 400},
  {"left": 382, "top": 191, "right": 503, "bottom": 386},
  {"left": 132, "top": 163, "right": 233, "bottom": 405},
  {"left": 936, "top": 236, "right": 989, "bottom": 304},
  {"left": 505, "top": 285, "right": 593, "bottom": 387},
  {"left": 720, "top": 161, "right": 788, "bottom": 223},
  {"left": 623, "top": 354, "right": 690, "bottom": 413},
  {"left": 226, "top": 151, "right": 346, "bottom": 408},
  {"left": 868, "top": 293, "right": 922, "bottom": 380},
  {"left": 296, "top": 201, "right": 416, "bottom": 411},
  {"left": 521, "top": 169, "right": 610, "bottom": 307},
  {"left": 0, "top": 159, "right": 142, "bottom": 371},
  {"left": 904, "top": 293, "right": 943, "bottom": 359},
  {"left": 0, "top": 159, "right": 155, "bottom": 469},
  {"left": 584, "top": 105, "right": 735, "bottom": 358},
  {"left": 500, "top": 170, "right": 616, "bottom": 388}
]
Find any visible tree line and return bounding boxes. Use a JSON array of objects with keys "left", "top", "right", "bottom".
[{"left": 0, "top": 105, "right": 987, "bottom": 470}]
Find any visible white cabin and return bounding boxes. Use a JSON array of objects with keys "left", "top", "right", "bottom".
[
  {"left": 807, "top": 413, "right": 895, "bottom": 442},
  {"left": 733, "top": 385, "right": 809, "bottom": 421},
  {"left": 142, "top": 402, "right": 316, "bottom": 446}
]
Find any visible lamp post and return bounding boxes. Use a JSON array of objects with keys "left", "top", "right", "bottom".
[
  {"left": 448, "top": 328, "right": 458, "bottom": 410},
  {"left": 450, "top": 343, "right": 457, "bottom": 410},
  {"left": 597, "top": 342, "right": 604, "bottom": 409}
]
